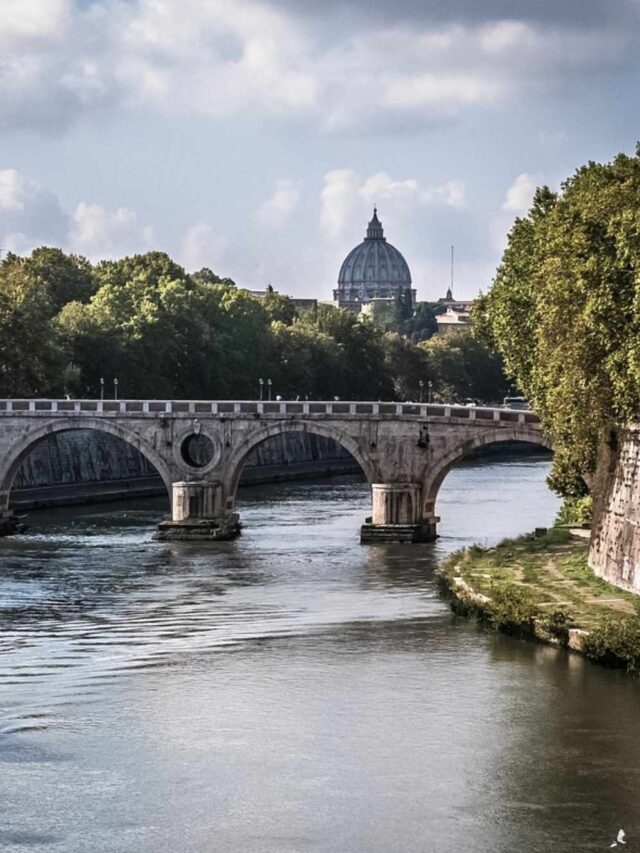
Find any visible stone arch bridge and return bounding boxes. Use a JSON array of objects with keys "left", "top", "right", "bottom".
[{"left": 0, "top": 399, "right": 549, "bottom": 542}]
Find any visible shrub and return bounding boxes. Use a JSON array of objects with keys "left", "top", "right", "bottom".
[
  {"left": 583, "top": 616, "right": 640, "bottom": 673},
  {"left": 542, "top": 609, "right": 572, "bottom": 645},
  {"left": 555, "top": 496, "right": 593, "bottom": 527},
  {"left": 485, "top": 583, "right": 540, "bottom": 637}
]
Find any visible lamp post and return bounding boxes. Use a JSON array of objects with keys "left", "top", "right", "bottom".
[
  {"left": 114, "top": 377, "right": 119, "bottom": 401},
  {"left": 267, "top": 378, "right": 272, "bottom": 401},
  {"left": 259, "top": 378, "right": 264, "bottom": 401},
  {"left": 418, "top": 379, "right": 424, "bottom": 403},
  {"left": 428, "top": 380, "right": 433, "bottom": 404},
  {"left": 100, "top": 377, "right": 105, "bottom": 401}
]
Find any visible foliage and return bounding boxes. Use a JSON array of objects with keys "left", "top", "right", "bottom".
[
  {"left": 476, "top": 147, "right": 640, "bottom": 495},
  {"left": 555, "top": 496, "right": 593, "bottom": 527},
  {"left": 484, "top": 582, "right": 540, "bottom": 635},
  {"left": 542, "top": 609, "right": 572, "bottom": 645},
  {"left": 0, "top": 253, "right": 66, "bottom": 396},
  {"left": 382, "top": 333, "right": 430, "bottom": 401},
  {"left": 0, "top": 246, "right": 505, "bottom": 403},
  {"left": 419, "top": 331, "right": 510, "bottom": 403},
  {"left": 398, "top": 301, "right": 439, "bottom": 342},
  {"left": 583, "top": 616, "right": 640, "bottom": 674}
]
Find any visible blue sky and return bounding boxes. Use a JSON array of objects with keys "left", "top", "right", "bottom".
[{"left": 0, "top": 0, "right": 639, "bottom": 301}]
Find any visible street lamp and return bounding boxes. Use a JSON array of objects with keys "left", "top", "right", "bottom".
[
  {"left": 114, "top": 377, "right": 119, "bottom": 401},
  {"left": 267, "top": 378, "right": 272, "bottom": 401},
  {"left": 427, "top": 380, "right": 433, "bottom": 404},
  {"left": 100, "top": 377, "right": 105, "bottom": 401},
  {"left": 259, "top": 378, "right": 264, "bottom": 401},
  {"left": 418, "top": 379, "right": 424, "bottom": 403}
]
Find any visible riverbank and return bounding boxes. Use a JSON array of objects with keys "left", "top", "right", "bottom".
[{"left": 437, "top": 528, "right": 640, "bottom": 673}]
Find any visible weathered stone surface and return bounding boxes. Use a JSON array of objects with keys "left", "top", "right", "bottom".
[
  {"left": 589, "top": 427, "right": 640, "bottom": 593},
  {"left": 12, "top": 429, "right": 350, "bottom": 489},
  {"left": 0, "top": 400, "right": 547, "bottom": 541}
]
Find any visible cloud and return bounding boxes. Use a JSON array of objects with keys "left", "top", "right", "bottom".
[
  {"left": 256, "top": 179, "right": 301, "bottom": 228},
  {"left": 0, "top": 0, "right": 638, "bottom": 134},
  {"left": 179, "top": 223, "right": 227, "bottom": 271},
  {"left": 503, "top": 172, "right": 539, "bottom": 212},
  {"left": 270, "top": 0, "right": 625, "bottom": 28},
  {"left": 321, "top": 169, "right": 466, "bottom": 240},
  {"left": 69, "top": 202, "right": 154, "bottom": 260},
  {"left": 0, "top": 169, "right": 69, "bottom": 253}
]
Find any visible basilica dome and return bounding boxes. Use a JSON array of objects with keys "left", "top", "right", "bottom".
[{"left": 334, "top": 209, "right": 413, "bottom": 309}]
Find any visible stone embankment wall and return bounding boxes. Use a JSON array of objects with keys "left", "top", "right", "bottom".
[
  {"left": 589, "top": 427, "right": 640, "bottom": 594},
  {"left": 11, "top": 430, "right": 356, "bottom": 506}
]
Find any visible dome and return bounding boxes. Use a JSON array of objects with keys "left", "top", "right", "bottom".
[{"left": 337, "top": 209, "right": 412, "bottom": 289}]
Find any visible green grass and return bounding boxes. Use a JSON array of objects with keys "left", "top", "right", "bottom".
[{"left": 438, "top": 528, "right": 640, "bottom": 672}]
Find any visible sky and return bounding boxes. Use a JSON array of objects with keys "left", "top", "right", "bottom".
[{"left": 0, "top": 0, "right": 639, "bottom": 301}]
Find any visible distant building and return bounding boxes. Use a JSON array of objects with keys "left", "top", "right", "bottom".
[
  {"left": 241, "top": 284, "right": 317, "bottom": 312},
  {"left": 334, "top": 209, "right": 416, "bottom": 311},
  {"left": 435, "top": 284, "right": 475, "bottom": 334},
  {"left": 436, "top": 305, "right": 472, "bottom": 334},
  {"left": 437, "top": 286, "right": 474, "bottom": 314}
]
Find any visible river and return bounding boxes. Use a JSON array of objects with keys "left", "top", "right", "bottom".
[{"left": 1, "top": 454, "right": 640, "bottom": 853}]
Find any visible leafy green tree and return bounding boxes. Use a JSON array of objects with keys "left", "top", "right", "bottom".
[
  {"left": 95, "top": 251, "right": 189, "bottom": 290},
  {"left": 476, "top": 148, "right": 640, "bottom": 495},
  {"left": 0, "top": 254, "right": 65, "bottom": 396},
  {"left": 419, "top": 331, "right": 509, "bottom": 404},
  {"left": 26, "top": 247, "right": 97, "bottom": 310},
  {"left": 262, "top": 291, "right": 296, "bottom": 325},
  {"left": 383, "top": 333, "right": 431, "bottom": 400},
  {"left": 308, "top": 305, "right": 394, "bottom": 399},
  {"left": 398, "top": 301, "right": 439, "bottom": 342}
]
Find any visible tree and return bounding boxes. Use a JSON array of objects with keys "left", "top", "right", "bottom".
[
  {"left": 475, "top": 147, "right": 640, "bottom": 495},
  {"left": 308, "top": 305, "right": 395, "bottom": 399},
  {"left": 398, "top": 301, "right": 439, "bottom": 342},
  {"left": 0, "top": 254, "right": 65, "bottom": 396},
  {"left": 383, "top": 333, "right": 431, "bottom": 401},
  {"left": 419, "top": 331, "right": 508, "bottom": 404},
  {"left": 26, "top": 247, "right": 97, "bottom": 310}
]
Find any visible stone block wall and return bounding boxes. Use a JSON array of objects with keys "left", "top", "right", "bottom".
[
  {"left": 589, "top": 427, "right": 640, "bottom": 594},
  {"left": 12, "top": 429, "right": 353, "bottom": 490}
]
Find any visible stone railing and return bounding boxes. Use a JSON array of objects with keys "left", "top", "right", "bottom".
[{"left": 0, "top": 399, "right": 539, "bottom": 425}]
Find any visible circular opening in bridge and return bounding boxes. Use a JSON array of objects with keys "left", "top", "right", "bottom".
[{"left": 180, "top": 433, "right": 215, "bottom": 468}]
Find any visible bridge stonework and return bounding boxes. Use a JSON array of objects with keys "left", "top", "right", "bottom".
[{"left": 0, "top": 400, "right": 548, "bottom": 542}]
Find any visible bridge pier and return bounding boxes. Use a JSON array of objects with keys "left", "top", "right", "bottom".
[
  {"left": 360, "top": 483, "right": 438, "bottom": 544},
  {"left": 155, "top": 481, "right": 241, "bottom": 542},
  {"left": 0, "top": 490, "right": 27, "bottom": 537}
]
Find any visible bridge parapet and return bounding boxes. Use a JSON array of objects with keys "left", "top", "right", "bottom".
[{"left": 0, "top": 399, "right": 539, "bottom": 427}]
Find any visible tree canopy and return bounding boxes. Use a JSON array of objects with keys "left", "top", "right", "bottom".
[
  {"left": 475, "top": 146, "right": 640, "bottom": 495},
  {"left": 0, "top": 247, "right": 506, "bottom": 405}
]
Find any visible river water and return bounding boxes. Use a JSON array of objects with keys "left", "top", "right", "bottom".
[{"left": 1, "top": 455, "right": 640, "bottom": 853}]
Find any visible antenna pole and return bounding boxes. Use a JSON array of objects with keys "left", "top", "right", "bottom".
[{"left": 450, "top": 245, "right": 454, "bottom": 295}]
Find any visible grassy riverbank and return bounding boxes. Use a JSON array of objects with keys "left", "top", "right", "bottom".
[{"left": 438, "top": 529, "right": 640, "bottom": 673}]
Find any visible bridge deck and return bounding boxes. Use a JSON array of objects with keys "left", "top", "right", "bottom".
[{"left": 0, "top": 399, "right": 539, "bottom": 426}]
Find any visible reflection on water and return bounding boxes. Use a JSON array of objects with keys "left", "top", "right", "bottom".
[{"left": 1, "top": 456, "right": 639, "bottom": 853}]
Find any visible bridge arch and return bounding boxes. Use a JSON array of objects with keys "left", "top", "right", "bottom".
[
  {"left": 423, "top": 426, "right": 552, "bottom": 518},
  {"left": 0, "top": 418, "right": 173, "bottom": 506},
  {"left": 222, "top": 420, "right": 379, "bottom": 501}
]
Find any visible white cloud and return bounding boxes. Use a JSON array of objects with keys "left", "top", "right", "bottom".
[
  {"left": 0, "top": 0, "right": 70, "bottom": 42},
  {"left": 503, "top": 172, "right": 538, "bottom": 212},
  {"left": 69, "top": 202, "right": 155, "bottom": 260},
  {"left": 0, "top": 0, "right": 635, "bottom": 134},
  {"left": 256, "top": 179, "right": 301, "bottom": 228},
  {"left": 359, "top": 172, "right": 466, "bottom": 210},
  {"left": 0, "top": 169, "right": 69, "bottom": 253},
  {"left": 179, "top": 223, "right": 227, "bottom": 271},
  {"left": 321, "top": 169, "right": 466, "bottom": 240},
  {"left": 320, "top": 170, "right": 361, "bottom": 239}
]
